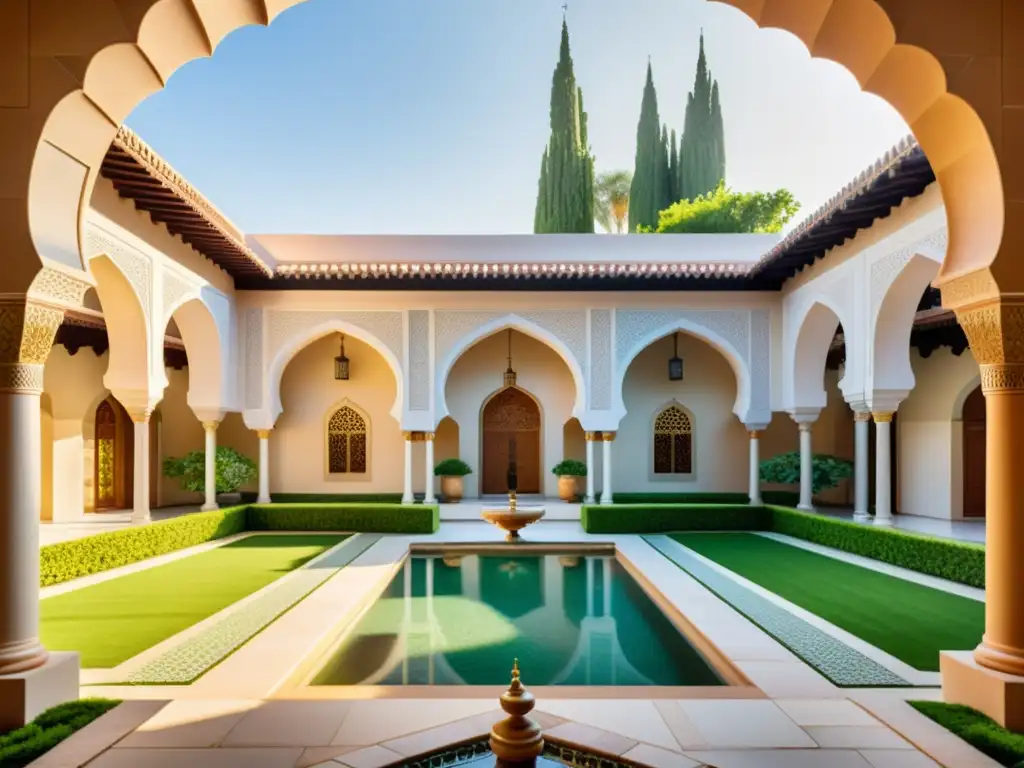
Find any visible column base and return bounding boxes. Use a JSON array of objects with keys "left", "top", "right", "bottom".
[
  {"left": 942, "top": 650, "right": 1024, "bottom": 731},
  {"left": 852, "top": 510, "right": 871, "bottom": 522},
  {"left": 256, "top": 495, "right": 271, "bottom": 504},
  {"left": 797, "top": 504, "right": 815, "bottom": 512},
  {"left": 130, "top": 512, "right": 150, "bottom": 525},
  {"left": 401, "top": 494, "right": 414, "bottom": 504},
  {"left": 749, "top": 497, "right": 762, "bottom": 507},
  {"left": 874, "top": 516, "right": 894, "bottom": 527},
  {"left": 584, "top": 496, "right": 595, "bottom": 505},
  {"left": 200, "top": 503, "right": 219, "bottom": 512},
  {"left": 424, "top": 497, "right": 437, "bottom": 505},
  {"left": 600, "top": 498, "right": 614, "bottom": 506},
  {"left": 0, "top": 651, "right": 80, "bottom": 731}
]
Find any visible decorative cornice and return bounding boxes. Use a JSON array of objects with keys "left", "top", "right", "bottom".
[{"left": 274, "top": 261, "right": 752, "bottom": 281}]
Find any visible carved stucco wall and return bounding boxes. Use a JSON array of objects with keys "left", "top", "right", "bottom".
[
  {"left": 590, "top": 309, "right": 613, "bottom": 410},
  {"left": 85, "top": 228, "right": 152, "bottom": 323},
  {"left": 244, "top": 308, "right": 263, "bottom": 410},
  {"left": 407, "top": 310, "right": 430, "bottom": 411},
  {"left": 162, "top": 269, "right": 198, "bottom": 325}
]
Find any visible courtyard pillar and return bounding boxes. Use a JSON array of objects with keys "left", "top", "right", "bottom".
[
  {"left": 201, "top": 421, "right": 219, "bottom": 511},
  {"left": 584, "top": 432, "right": 597, "bottom": 504},
  {"left": 402, "top": 432, "right": 414, "bottom": 504},
  {"left": 256, "top": 429, "right": 271, "bottom": 504},
  {"left": 872, "top": 412, "right": 894, "bottom": 526},
  {"left": 130, "top": 410, "right": 152, "bottom": 523},
  {"left": 0, "top": 300, "right": 78, "bottom": 730},
  {"left": 424, "top": 432, "right": 436, "bottom": 504},
  {"left": 853, "top": 411, "right": 871, "bottom": 520},
  {"left": 600, "top": 432, "right": 615, "bottom": 505},
  {"left": 746, "top": 428, "right": 764, "bottom": 505},
  {"left": 789, "top": 413, "right": 818, "bottom": 511}
]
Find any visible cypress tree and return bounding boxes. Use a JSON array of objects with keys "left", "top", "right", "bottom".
[
  {"left": 710, "top": 80, "right": 726, "bottom": 190},
  {"left": 628, "top": 61, "right": 665, "bottom": 233},
  {"left": 533, "top": 18, "right": 595, "bottom": 233},
  {"left": 678, "top": 32, "right": 725, "bottom": 201},
  {"left": 668, "top": 128, "right": 679, "bottom": 206},
  {"left": 658, "top": 124, "right": 672, "bottom": 213}
]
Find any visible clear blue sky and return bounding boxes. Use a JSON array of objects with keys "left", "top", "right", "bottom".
[{"left": 126, "top": 0, "right": 911, "bottom": 235}]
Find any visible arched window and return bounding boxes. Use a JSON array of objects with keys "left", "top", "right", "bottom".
[
  {"left": 95, "top": 400, "right": 117, "bottom": 508},
  {"left": 327, "top": 405, "right": 368, "bottom": 474},
  {"left": 654, "top": 405, "right": 692, "bottom": 475}
]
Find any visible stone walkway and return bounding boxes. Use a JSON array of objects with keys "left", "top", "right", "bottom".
[
  {"left": 39, "top": 506, "right": 199, "bottom": 547},
  {"left": 817, "top": 508, "right": 986, "bottom": 544}
]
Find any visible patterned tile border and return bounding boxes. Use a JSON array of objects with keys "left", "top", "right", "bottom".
[
  {"left": 122, "top": 535, "right": 381, "bottom": 684},
  {"left": 643, "top": 536, "right": 911, "bottom": 688}
]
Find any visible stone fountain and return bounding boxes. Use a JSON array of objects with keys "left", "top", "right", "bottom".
[
  {"left": 481, "top": 438, "right": 545, "bottom": 541},
  {"left": 490, "top": 659, "right": 544, "bottom": 764}
]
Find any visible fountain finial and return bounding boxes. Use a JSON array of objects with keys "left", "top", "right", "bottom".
[{"left": 490, "top": 659, "right": 544, "bottom": 763}]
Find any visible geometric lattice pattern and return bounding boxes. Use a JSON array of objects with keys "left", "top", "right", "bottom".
[
  {"left": 327, "top": 405, "right": 367, "bottom": 474},
  {"left": 654, "top": 405, "right": 693, "bottom": 474}
]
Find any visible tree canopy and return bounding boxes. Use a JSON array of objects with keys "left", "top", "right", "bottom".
[{"left": 640, "top": 182, "right": 800, "bottom": 234}]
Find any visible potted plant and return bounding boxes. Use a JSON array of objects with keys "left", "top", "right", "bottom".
[
  {"left": 434, "top": 458, "right": 473, "bottom": 503},
  {"left": 552, "top": 459, "right": 587, "bottom": 502},
  {"left": 163, "top": 446, "right": 257, "bottom": 505}
]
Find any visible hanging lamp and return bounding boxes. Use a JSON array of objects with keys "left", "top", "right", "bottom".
[
  {"left": 668, "top": 332, "right": 684, "bottom": 381},
  {"left": 334, "top": 334, "right": 350, "bottom": 381},
  {"left": 503, "top": 329, "right": 518, "bottom": 388}
]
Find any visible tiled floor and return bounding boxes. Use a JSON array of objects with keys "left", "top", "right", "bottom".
[
  {"left": 819, "top": 508, "right": 986, "bottom": 544},
  {"left": 55, "top": 521, "right": 997, "bottom": 767}
]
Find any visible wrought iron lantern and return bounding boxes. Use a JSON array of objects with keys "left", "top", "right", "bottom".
[
  {"left": 334, "top": 334, "right": 350, "bottom": 381},
  {"left": 668, "top": 332, "right": 684, "bottom": 381}
]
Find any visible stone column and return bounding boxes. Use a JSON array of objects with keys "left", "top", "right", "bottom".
[
  {"left": 0, "top": 299, "right": 78, "bottom": 728},
  {"left": 256, "top": 429, "right": 271, "bottom": 504},
  {"left": 600, "top": 432, "right": 615, "bottom": 505},
  {"left": 402, "top": 432, "right": 414, "bottom": 504},
  {"left": 201, "top": 420, "right": 219, "bottom": 511},
  {"left": 747, "top": 429, "right": 763, "bottom": 505},
  {"left": 584, "top": 432, "right": 598, "bottom": 504},
  {"left": 853, "top": 411, "right": 871, "bottom": 520},
  {"left": 130, "top": 410, "right": 151, "bottom": 524},
  {"left": 788, "top": 414, "right": 817, "bottom": 511},
  {"left": 424, "top": 432, "right": 436, "bottom": 503},
  {"left": 872, "top": 412, "right": 894, "bottom": 526}
]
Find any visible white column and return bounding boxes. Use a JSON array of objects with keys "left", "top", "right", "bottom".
[
  {"left": 0, "top": 378, "right": 49, "bottom": 675},
  {"left": 131, "top": 412, "right": 151, "bottom": 523},
  {"left": 874, "top": 412, "right": 894, "bottom": 525},
  {"left": 584, "top": 433, "right": 596, "bottom": 504},
  {"left": 748, "top": 429, "right": 762, "bottom": 505},
  {"left": 402, "top": 432, "right": 414, "bottom": 504},
  {"left": 853, "top": 411, "right": 871, "bottom": 520},
  {"left": 201, "top": 421, "right": 219, "bottom": 511},
  {"left": 424, "top": 433, "right": 436, "bottom": 503},
  {"left": 256, "top": 429, "right": 271, "bottom": 504},
  {"left": 600, "top": 433, "right": 614, "bottom": 505},
  {"left": 797, "top": 421, "right": 814, "bottom": 511}
]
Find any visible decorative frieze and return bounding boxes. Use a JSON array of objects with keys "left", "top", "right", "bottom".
[
  {"left": 265, "top": 310, "right": 404, "bottom": 368},
  {"left": 85, "top": 228, "right": 152, "bottom": 322},
  {"left": 162, "top": 270, "right": 197, "bottom": 322},
  {"left": 407, "top": 310, "right": 430, "bottom": 411},
  {"left": 589, "top": 309, "right": 613, "bottom": 410}
]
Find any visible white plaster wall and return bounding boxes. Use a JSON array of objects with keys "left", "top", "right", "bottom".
[
  {"left": 273, "top": 334, "right": 404, "bottom": 494},
  {"left": 898, "top": 347, "right": 980, "bottom": 519},
  {"left": 617, "top": 334, "right": 747, "bottom": 493},
  {"left": 157, "top": 367, "right": 206, "bottom": 506},
  {"left": 444, "top": 331, "right": 575, "bottom": 498}
]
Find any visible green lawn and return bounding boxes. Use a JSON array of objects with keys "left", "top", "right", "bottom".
[
  {"left": 42, "top": 534, "right": 345, "bottom": 668},
  {"left": 671, "top": 532, "right": 984, "bottom": 671}
]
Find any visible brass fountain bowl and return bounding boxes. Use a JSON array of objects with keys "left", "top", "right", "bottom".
[{"left": 480, "top": 507, "right": 546, "bottom": 542}]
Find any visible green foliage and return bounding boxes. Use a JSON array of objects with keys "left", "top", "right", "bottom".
[
  {"left": 163, "top": 446, "right": 257, "bottom": 494},
  {"left": 551, "top": 459, "right": 587, "bottom": 477},
  {"left": 759, "top": 451, "right": 853, "bottom": 495},
  {"left": 910, "top": 702, "right": 1024, "bottom": 766},
  {"left": 0, "top": 698, "right": 120, "bottom": 768},
  {"left": 434, "top": 458, "right": 473, "bottom": 477},
  {"left": 628, "top": 63, "right": 672, "bottom": 233},
  {"left": 611, "top": 491, "right": 800, "bottom": 505},
  {"left": 39, "top": 507, "right": 247, "bottom": 586},
  {"left": 770, "top": 506, "right": 984, "bottom": 587},
  {"left": 641, "top": 182, "right": 799, "bottom": 234},
  {"left": 246, "top": 504, "right": 439, "bottom": 534},
  {"left": 534, "top": 19, "right": 595, "bottom": 233},
  {"left": 678, "top": 33, "right": 726, "bottom": 202},
  {"left": 581, "top": 504, "right": 770, "bottom": 534},
  {"left": 594, "top": 170, "right": 632, "bottom": 234}
]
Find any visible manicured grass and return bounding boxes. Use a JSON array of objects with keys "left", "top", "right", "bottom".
[
  {"left": 0, "top": 698, "right": 120, "bottom": 768},
  {"left": 672, "top": 532, "right": 984, "bottom": 671},
  {"left": 41, "top": 534, "right": 345, "bottom": 668},
  {"left": 910, "top": 701, "right": 1024, "bottom": 766}
]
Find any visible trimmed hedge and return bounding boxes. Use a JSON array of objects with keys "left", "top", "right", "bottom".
[
  {"left": 611, "top": 490, "right": 801, "bottom": 506},
  {"left": 582, "top": 504, "right": 771, "bottom": 534},
  {"left": 910, "top": 702, "right": 1024, "bottom": 766},
  {"left": 246, "top": 503, "right": 439, "bottom": 534},
  {"left": 40, "top": 506, "right": 247, "bottom": 587},
  {"left": 770, "top": 505, "right": 985, "bottom": 588},
  {"left": 0, "top": 698, "right": 120, "bottom": 768},
  {"left": 240, "top": 492, "right": 404, "bottom": 504}
]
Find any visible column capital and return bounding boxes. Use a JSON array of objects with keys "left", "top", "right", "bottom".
[
  {"left": 745, "top": 424, "right": 768, "bottom": 435},
  {"left": 584, "top": 431, "right": 602, "bottom": 442},
  {"left": 788, "top": 408, "right": 820, "bottom": 426},
  {"left": 424, "top": 432, "right": 435, "bottom": 441},
  {"left": 747, "top": 430, "right": 761, "bottom": 439},
  {"left": 600, "top": 431, "right": 616, "bottom": 442},
  {"left": 0, "top": 299, "right": 64, "bottom": 394},
  {"left": 127, "top": 407, "right": 153, "bottom": 423},
  {"left": 797, "top": 421, "right": 813, "bottom": 433},
  {"left": 256, "top": 429, "right": 272, "bottom": 440},
  {"left": 872, "top": 411, "right": 895, "bottom": 423},
  {"left": 854, "top": 411, "right": 872, "bottom": 423},
  {"left": 201, "top": 420, "right": 220, "bottom": 432}
]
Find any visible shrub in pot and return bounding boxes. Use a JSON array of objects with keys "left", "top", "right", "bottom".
[
  {"left": 758, "top": 451, "right": 853, "bottom": 500},
  {"left": 434, "top": 458, "right": 473, "bottom": 503},
  {"left": 163, "top": 446, "right": 257, "bottom": 505},
  {"left": 552, "top": 459, "right": 587, "bottom": 502}
]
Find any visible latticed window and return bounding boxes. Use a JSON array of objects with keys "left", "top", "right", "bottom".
[
  {"left": 654, "top": 405, "right": 693, "bottom": 474},
  {"left": 327, "top": 406, "right": 367, "bottom": 474}
]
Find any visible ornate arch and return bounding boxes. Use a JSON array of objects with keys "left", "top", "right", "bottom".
[
  {"left": 324, "top": 399, "right": 370, "bottom": 477},
  {"left": 437, "top": 315, "right": 586, "bottom": 423},
  {"left": 786, "top": 297, "right": 849, "bottom": 410},
  {"left": 169, "top": 296, "right": 227, "bottom": 411},
  {"left": 86, "top": 253, "right": 151, "bottom": 395}
]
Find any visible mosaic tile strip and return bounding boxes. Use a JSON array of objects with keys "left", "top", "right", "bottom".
[
  {"left": 644, "top": 536, "right": 911, "bottom": 687},
  {"left": 124, "top": 535, "right": 381, "bottom": 684}
]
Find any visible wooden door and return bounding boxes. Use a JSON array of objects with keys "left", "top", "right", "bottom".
[
  {"left": 481, "top": 388, "right": 541, "bottom": 495},
  {"left": 963, "top": 386, "right": 986, "bottom": 517},
  {"left": 94, "top": 400, "right": 118, "bottom": 510}
]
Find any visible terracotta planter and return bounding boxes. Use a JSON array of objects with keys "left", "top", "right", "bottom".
[
  {"left": 557, "top": 475, "right": 578, "bottom": 502},
  {"left": 440, "top": 476, "right": 464, "bottom": 503}
]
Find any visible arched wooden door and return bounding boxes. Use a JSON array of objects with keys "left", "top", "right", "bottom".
[
  {"left": 94, "top": 397, "right": 133, "bottom": 511},
  {"left": 481, "top": 388, "right": 541, "bottom": 495},
  {"left": 963, "top": 385, "right": 986, "bottom": 518}
]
